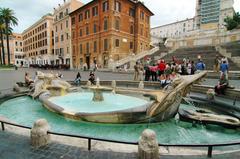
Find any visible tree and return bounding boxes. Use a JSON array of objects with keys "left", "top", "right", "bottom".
[
  {"left": 0, "top": 21, "right": 6, "bottom": 65},
  {"left": 0, "top": 8, "right": 18, "bottom": 65},
  {"left": 224, "top": 12, "right": 240, "bottom": 30}
]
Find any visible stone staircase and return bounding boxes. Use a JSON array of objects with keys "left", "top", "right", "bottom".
[
  {"left": 161, "top": 45, "right": 240, "bottom": 71},
  {"left": 110, "top": 47, "right": 159, "bottom": 69},
  {"left": 219, "top": 41, "right": 240, "bottom": 68}
]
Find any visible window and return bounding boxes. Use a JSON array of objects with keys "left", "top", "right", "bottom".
[
  {"left": 79, "top": 44, "right": 83, "bottom": 54},
  {"left": 85, "top": 10, "right": 90, "bottom": 19},
  {"left": 61, "top": 35, "right": 64, "bottom": 41},
  {"left": 86, "top": 26, "right": 89, "bottom": 35},
  {"left": 130, "top": 42, "right": 133, "bottom": 49},
  {"left": 71, "top": 17, "right": 75, "bottom": 25},
  {"left": 55, "top": 26, "right": 58, "bottom": 32},
  {"left": 67, "top": 47, "right": 69, "bottom": 53},
  {"left": 94, "top": 41, "right": 97, "bottom": 52},
  {"left": 92, "top": 6, "right": 98, "bottom": 16},
  {"left": 61, "top": 23, "right": 63, "bottom": 30},
  {"left": 104, "top": 39, "right": 108, "bottom": 51},
  {"left": 140, "top": 11, "right": 144, "bottom": 20},
  {"left": 55, "top": 36, "right": 59, "bottom": 43},
  {"left": 66, "top": 8, "right": 69, "bottom": 15},
  {"left": 104, "top": 19, "right": 108, "bottom": 31},
  {"left": 115, "top": 1, "right": 121, "bottom": 12},
  {"left": 79, "top": 13, "right": 83, "bottom": 22},
  {"left": 102, "top": 1, "right": 109, "bottom": 12},
  {"left": 93, "top": 24, "right": 97, "bottom": 33},
  {"left": 59, "top": 12, "right": 63, "bottom": 19},
  {"left": 130, "top": 25, "right": 134, "bottom": 34},
  {"left": 129, "top": 8, "right": 135, "bottom": 17},
  {"left": 66, "top": 33, "right": 69, "bottom": 40},
  {"left": 79, "top": 29, "right": 83, "bottom": 37},
  {"left": 66, "top": 20, "right": 68, "bottom": 28},
  {"left": 115, "top": 39, "right": 119, "bottom": 47},
  {"left": 115, "top": 19, "right": 120, "bottom": 30},
  {"left": 86, "top": 42, "right": 90, "bottom": 54}
]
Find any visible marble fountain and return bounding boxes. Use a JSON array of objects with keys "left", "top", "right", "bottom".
[{"left": 28, "top": 71, "right": 212, "bottom": 124}]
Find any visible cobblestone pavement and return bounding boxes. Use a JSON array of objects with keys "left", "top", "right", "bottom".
[{"left": 0, "top": 131, "right": 240, "bottom": 159}]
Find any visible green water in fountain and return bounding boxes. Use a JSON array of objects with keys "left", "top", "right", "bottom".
[{"left": 0, "top": 96, "right": 240, "bottom": 145}]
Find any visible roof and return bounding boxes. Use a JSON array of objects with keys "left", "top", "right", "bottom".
[
  {"left": 70, "top": 0, "right": 154, "bottom": 16},
  {"left": 151, "top": 18, "right": 194, "bottom": 30}
]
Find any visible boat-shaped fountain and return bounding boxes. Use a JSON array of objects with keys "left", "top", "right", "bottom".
[{"left": 30, "top": 71, "right": 207, "bottom": 124}]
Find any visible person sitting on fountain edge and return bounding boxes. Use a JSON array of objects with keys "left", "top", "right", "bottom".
[
  {"left": 89, "top": 71, "right": 96, "bottom": 85},
  {"left": 25, "top": 72, "right": 34, "bottom": 86},
  {"left": 74, "top": 72, "right": 81, "bottom": 86},
  {"left": 214, "top": 73, "right": 229, "bottom": 95}
]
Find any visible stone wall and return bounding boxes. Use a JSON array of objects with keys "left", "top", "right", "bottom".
[{"left": 166, "top": 29, "right": 240, "bottom": 49}]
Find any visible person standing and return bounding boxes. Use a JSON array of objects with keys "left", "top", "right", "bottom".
[
  {"left": 139, "top": 63, "right": 144, "bottom": 81},
  {"left": 158, "top": 60, "right": 166, "bottom": 78},
  {"left": 133, "top": 62, "right": 139, "bottom": 81},
  {"left": 220, "top": 60, "right": 229, "bottom": 77},
  {"left": 214, "top": 55, "right": 220, "bottom": 72},
  {"left": 196, "top": 59, "right": 205, "bottom": 71},
  {"left": 144, "top": 60, "right": 150, "bottom": 81}
]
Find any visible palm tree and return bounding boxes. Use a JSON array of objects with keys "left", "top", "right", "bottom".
[
  {"left": 0, "top": 21, "right": 6, "bottom": 65},
  {"left": 0, "top": 8, "right": 18, "bottom": 65}
]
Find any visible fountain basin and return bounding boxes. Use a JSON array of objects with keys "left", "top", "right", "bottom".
[{"left": 42, "top": 92, "right": 152, "bottom": 123}]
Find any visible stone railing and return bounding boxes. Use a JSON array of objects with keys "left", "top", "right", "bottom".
[{"left": 110, "top": 47, "right": 159, "bottom": 69}]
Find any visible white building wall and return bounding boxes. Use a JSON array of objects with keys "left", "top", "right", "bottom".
[{"left": 151, "top": 18, "right": 195, "bottom": 39}]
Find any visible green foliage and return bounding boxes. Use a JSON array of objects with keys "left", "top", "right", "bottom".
[
  {"left": 224, "top": 12, "right": 240, "bottom": 30},
  {"left": 0, "top": 7, "right": 18, "bottom": 65}
]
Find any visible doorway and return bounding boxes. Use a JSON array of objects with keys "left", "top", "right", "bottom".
[{"left": 86, "top": 56, "right": 90, "bottom": 70}]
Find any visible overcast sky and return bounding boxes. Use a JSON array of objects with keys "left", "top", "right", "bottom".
[{"left": 1, "top": 0, "right": 240, "bottom": 33}]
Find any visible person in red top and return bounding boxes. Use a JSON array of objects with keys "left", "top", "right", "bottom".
[{"left": 158, "top": 59, "right": 166, "bottom": 78}]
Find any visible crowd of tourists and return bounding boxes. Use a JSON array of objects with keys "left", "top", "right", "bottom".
[
  {"left": 133, "top": 56, "right": 207, "bottom": 87},
  {"left": 133, "top": 54, "right": 231, "bottom": 92},
  {"left": 24, "top": 54, "right": 231, "bottom": 95}
]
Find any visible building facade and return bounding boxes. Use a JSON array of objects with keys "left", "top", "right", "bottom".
[
  {"left": 151, "top": 18, "right": 195, "bottom": 39},
  {"left": 70, "top": 0, "right": 153, "bottom": 69},
  {"left": 22, "top": 14, "right": 54, "bottom": 66},
  {"left": 12, "top": 33, "right": 26, "bottom": 67},
  {"left": 53, "top": 0, "right": 83, "bottom": 67},
  {"left": 152, "top": 0, "right": 235, "bottom": 40},
  {"left": 195, "top": 0, "right": 234, "bottom": 30},
  {"left": 0, "top": 33, "right": 24, "bottom": 66}
]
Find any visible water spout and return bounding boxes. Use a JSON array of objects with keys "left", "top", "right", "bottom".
[{"left": 96, "top": 77, "right": 100, "bottom": 87}]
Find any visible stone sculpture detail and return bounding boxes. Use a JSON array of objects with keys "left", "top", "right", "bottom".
[
  {"left": 31, "top": 119, "right": 50, "bottom": 148},
  {"left": 31, "top": 72, "right": 71, "bottom": 98},
  {"left": 138, "top": 129, "right": 159, "bottom": 159}
]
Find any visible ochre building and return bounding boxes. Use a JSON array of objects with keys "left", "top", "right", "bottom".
[
  {"left": 53, "top": 0, "right": 83, "bottom": 67},
  {"left": 70, "top": 0, "right": 153, "bottom": 69},
  {"left": 22, "top": 14, "right": 54, "bottom": 66}
]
